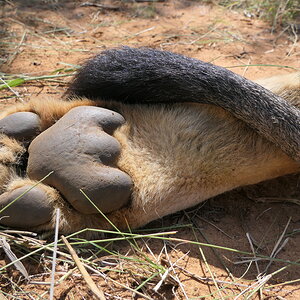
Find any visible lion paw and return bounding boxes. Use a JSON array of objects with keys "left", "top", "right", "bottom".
[
  {"left": 0, "top": 106, "right": 133, "bottom": 231},
  {"left": 27, "top": 106, "right": 133, "bottom": 214}
]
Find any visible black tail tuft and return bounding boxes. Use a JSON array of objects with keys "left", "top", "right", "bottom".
[{"left": 67, "top": 46, "right": 219, "bottom": 104}]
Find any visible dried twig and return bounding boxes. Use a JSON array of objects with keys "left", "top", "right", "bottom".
[
  {"left": 61, "top": 235, "right": 106, "bottom": 300},
  {"left": 49, "top": 208, "right": 61, "bottom": 300},
  {"left": 80, "top": 2, "right": 120, "bottom": 10},
  {"left": 134, "top": 0, "right": 165, "bottom": 2}
]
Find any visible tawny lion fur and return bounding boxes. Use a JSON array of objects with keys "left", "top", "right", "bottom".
[{"left": 0, "top": 69, "right": 300, "bottom": 235}]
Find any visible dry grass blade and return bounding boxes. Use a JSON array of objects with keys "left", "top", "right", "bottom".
[
  {"left": 49, "top": 208, "right": 60, "bottom": 300},
  {"left": 263, "top": 217, "right": 292, "bottom": 274},
  {"left": 0, "top": 77, "right": 23, "bottom": 102},
  {"left": 252, "top": 197, "right": 300, "bottom": 205},
  {"left": 6, "top": 29, "right": 27, "bottom": 66},
  {"left": 0, "top": 237, "right": 29, "bottom": 280},
  {"left": 61, "top": 235, "right": 106, "bottom": 300},
  {"left": 234, "top": 274, "right": 272, "bottom": 300},
  {"left": 0, "top": 294, "right": 8, "bottom": 300},
  {"left": 246, "top": 233, "right": 260, "bottom": 275},
  {"left": 2, "top": 230, "right": 37, "bottom": 237},
  {"left": 80, "top": 2, "right": 120, "bottom": 10},
  {"left": 83, "top": 262, "right": 153, "bottom": 300},
  {"left": 153, "top": 268, "right": 169, "bottom": 292}
]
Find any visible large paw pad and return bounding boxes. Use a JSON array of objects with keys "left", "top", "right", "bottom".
[{"left": 27, "top": 106, "right": 133, "bottom": 214}]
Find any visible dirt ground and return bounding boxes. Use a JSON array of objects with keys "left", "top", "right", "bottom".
[{"left": 0, "top": 0, "right": 300, "bottom": 299}]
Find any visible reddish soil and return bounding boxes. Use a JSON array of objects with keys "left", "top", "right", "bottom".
[{"left": 0, "top": 1, "right": 300, "bottom": 299}]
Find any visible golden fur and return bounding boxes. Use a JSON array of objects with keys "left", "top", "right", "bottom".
[
  {"left": 0, "top": 72, "right": 300, "bottom": 234},
  {"left": 0, "top": 135, "right": 25, "bottom": 191}
]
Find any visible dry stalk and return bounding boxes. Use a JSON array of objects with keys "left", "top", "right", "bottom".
[{"left": 61, "top": 235, "right": 106, "bottom": 300}]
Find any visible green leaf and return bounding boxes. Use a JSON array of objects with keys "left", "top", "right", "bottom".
[{"left": 0, "top": 78, "right": 25, "bottom": 90}]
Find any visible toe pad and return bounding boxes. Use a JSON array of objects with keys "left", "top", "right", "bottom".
[
  {"left": 0, "top": 185, "right": 53, "bottom": 228},
  {"left": 0, "top": 112, "right": 41, "bottom": 143}
]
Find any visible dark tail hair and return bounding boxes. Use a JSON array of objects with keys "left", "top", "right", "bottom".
[{"left": 67, "top": 47, "right": 300, "bottom": 162}]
